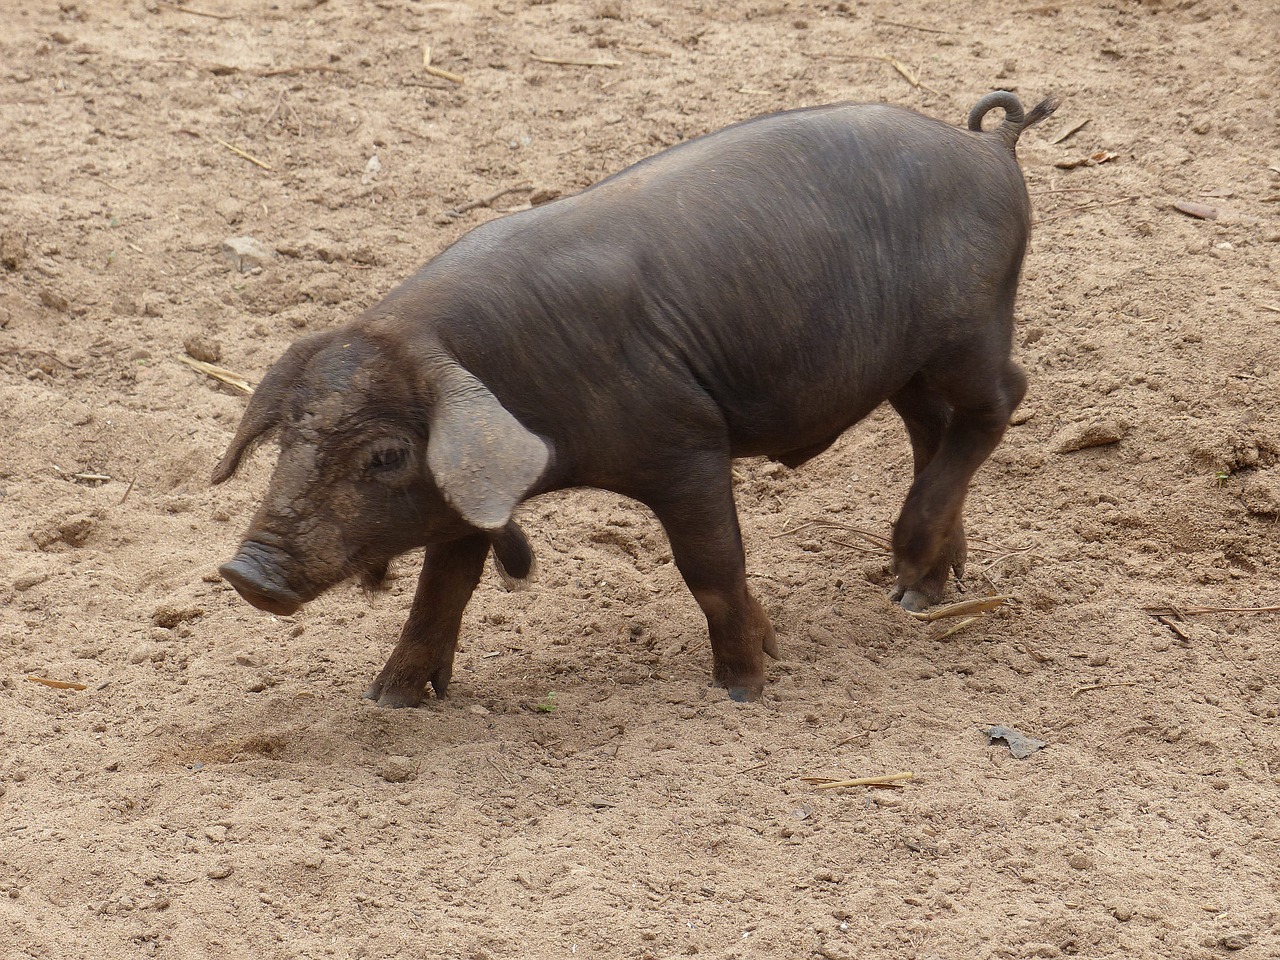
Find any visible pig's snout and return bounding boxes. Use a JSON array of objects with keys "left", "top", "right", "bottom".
[{"left": 219, "top": 543, "right": 306, "bottom": 616}]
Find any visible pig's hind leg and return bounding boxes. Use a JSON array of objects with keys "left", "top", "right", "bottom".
[
  {"left": 645, "top": 457, "right": 779, "bottom": 702},
  {"left": 364, "top": 534, "right": 490, "bottom": 707},
  {"left": 888, "top": 382, "right": 967, "bottom": 610},
  {"left": 890, "top": 358, "right": 1026, "bottom": 612}
]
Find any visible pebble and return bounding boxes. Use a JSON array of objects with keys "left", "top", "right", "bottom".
[
  {"left": 151, "top": 604, "right": 203, "bottom": 629},
  {"left": 128, "top": 642, "right": 165, "bottom": 665},
  {"left": 219, "top": 236, "right": 275, "bottom": 273},
  {"left": 1067, "top": 851, "right": 1093, "bottom": 870},
  {"left": 12, "top": 570, "right": 50, "bottom": 592},
  {"left": 207, "top": 864, "right": 234, "bottom": 879},
  {"left": 1052, "top": 418, "right": 1130, "bottom": 454},
  {"left": 183, "top": 334, "right": 222, "bottom": 364}
]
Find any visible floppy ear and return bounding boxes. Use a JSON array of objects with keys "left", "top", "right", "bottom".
[
  {"left": 427, "top": 364, "right": 550, "bottom": 531},
  {"left": 210, "top": 333, "right": 333, "bottom": 485}
]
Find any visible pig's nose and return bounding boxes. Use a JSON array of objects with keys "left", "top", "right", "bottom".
[{"left": 219, "top": 551, "right": 305, "bottom": 616}]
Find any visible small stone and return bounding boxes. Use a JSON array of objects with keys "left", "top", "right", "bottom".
[
  {"left": 128, "top": 642, "right": 164, "bottom": 665},
  {"left": 219, "top": 236, "right": 275, "bottom": 273},
  {"left": 12, "top": 570, "right": 50, "bottom": 591},
  {"left": 378, "top": 756, "right": 419, "bottom": 783},
  {"left": 1219, "top": 933, "right": 1252, "bottom": 951},
  {"left": 1241, "top": 468, "right": 1280, "bottom": 517},
  {"left": 0, "top": 231, "right": 27, "bottom": 271},
  {"left": 468, "top": 704, "right": 490, "bottom": 716},
  {"left": 39, "top": 288, "right": 70, "bottom": 312},
  {"left": 1052, "top": 419, "right": 1130, "bottom": 454},
  {"left": 206, "top": 864, "right": 233, "bottom": 879},
  {"left": 234, "top": 652, "right": 258, "bottom": 667},
  {"left": 151, "top": 604, "right": 203, "bottom": 629},
  {"left": 1067, "top": 851, "right": 1093, "bottom": 870},
  {"left": 213, "top": 198, "right": 245, "bottom": 225},
  {"left": 204, "top": 825, "right": 229, "bottom": 843},
  {"left": 183, "top": 335, "right": 222, "bottom": 364}
]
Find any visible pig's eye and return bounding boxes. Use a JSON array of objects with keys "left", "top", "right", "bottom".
[{"left": 364, "top": 445, "right": 411, "bottom": 476}]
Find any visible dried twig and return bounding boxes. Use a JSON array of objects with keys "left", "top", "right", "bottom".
[
  {"left": 252, "top": 64, "right": 344, "bottom": 78},
  {"left": 530, "top": 53, "right": 622, "bottom": 68},
  {"left": 935, "top": 615, "right": 981, "bottom": 640},
  {"left": 1036, "top": 195, "right": 1138, "bottom": 225},
  {"left": 803, "top": 772, "right": 915, "bottom": 789},
  {"left": 423, "top": 46, "right": 465, "bottom": 84},
  {"left": 771, "top": 519, "right": 892, "bottom": 550},
  {"left": 1145, "top": 604, "right": 1280, "bottom": 617},
  {"left": 157, "top": 0, "right": 234, "bottom": 19},
  {"left": 179, "top": 355, "right": 254, "bottom": 394},
  {"left": 621, "top": 45, "right": 674, "bottom": 58},
  {"left": 214, "top": 138, "right": 272, "bottom": 171},
  {"left": 872, "top": 17, "right": 953, "bottom": 34},
  {"left": 26, "top": 675, "right": 88, "bottom": 691},
  {"left": 830, "top": 538, "right": 889, "bottom": 556},
  {"left": 208, "top": 62, "right": 344, "bottom": 77},
  {"left": 980, "top": 546, "right": 1042, "bottom": 573},
  {"left": 0, "top": 347, "right": 81, "bottom": 370},
  {"left": 1050, "top": 118, "right": 1091, "bottom": 145},
  {"left": 443, "top": 182, "right": 534, "bottom": 219},
  {"left": 825, "top": 53, "right": 941, "bottom": 95},
  {"left": 906, "top": 594, "right": 1013, "bottom": 623}
]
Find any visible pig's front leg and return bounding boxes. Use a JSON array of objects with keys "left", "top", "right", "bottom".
[
  {"left": 648, "top": 461, "right": 780, "bottom": 702},
  {"left": 364, "top": 534, "right": 490, "bottom": 708}
]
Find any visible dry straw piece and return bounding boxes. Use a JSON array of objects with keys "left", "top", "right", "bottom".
[
  {"left": 906, "top": 594, "right": 1013, "bottom": 623},
  {"left": 423, "top": 46, "right": 465, "bottom": 84},
  {"left": 179, "top": 355, "right": 254, "bottom": 395},
  {"left": 26, "top": 675, "right": 87, "bottom": 691},
  {"left": 803, "top": 772, "right": 915, "bottom": 790},
  {"left": 214, "top": 138, "right": 272, "bottom": 171},
  {"left": 530, "top": 53, "right": 623, "bottom": 68}
]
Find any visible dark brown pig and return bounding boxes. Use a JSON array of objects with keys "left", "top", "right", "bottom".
[{"left": 213, "top": 91, "right": 1058, "bottom": 706}]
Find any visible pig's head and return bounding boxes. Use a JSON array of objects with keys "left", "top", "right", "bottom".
[{"left": 211, "top": 326, "right": 549, "bottom": 616}]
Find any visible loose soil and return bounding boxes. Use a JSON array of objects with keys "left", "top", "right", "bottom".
[{"left": 2, "top": 1, "right": 1278, "bottom": 958}]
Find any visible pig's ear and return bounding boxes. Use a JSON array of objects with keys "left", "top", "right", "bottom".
[
  {"left": 427, "top": 366, "right": 550, "bottom": 531},
  {"left": 210, "top": 334, "right": 330, "bottom": 485}
]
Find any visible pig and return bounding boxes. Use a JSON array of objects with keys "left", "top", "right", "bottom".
[{"left": 213, "top": 90, "right": 1058, "bottom": 707}]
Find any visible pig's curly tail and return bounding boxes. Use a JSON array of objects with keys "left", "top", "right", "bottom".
[{"left": 967, "top": 92, "right": 1061, "bottom": 151}]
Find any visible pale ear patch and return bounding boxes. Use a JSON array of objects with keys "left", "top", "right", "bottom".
[{"left": 427, "top": 371, "right": 549, "bottom": 531}]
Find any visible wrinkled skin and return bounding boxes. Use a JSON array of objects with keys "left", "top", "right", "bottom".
[{"left": 215, "top": 93, "right": 1057, "bottom": 707}]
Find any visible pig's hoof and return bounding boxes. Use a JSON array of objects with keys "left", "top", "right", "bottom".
[
  {"left": 364, "top": 680, "right": 427, "bottom": 709},
  {"left": 897, "top": 589, "right": 933, "bottom": 614},
  {"left": 378, "top": 687, "right": 427, "bottom": 709},
  {"left": 723, "top": 679, "right": 764, "bottom": 703}
]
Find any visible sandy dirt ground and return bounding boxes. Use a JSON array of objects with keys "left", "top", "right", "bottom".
[{"left": 2, "top": 0, "right": 1279, "bottom": 957}]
